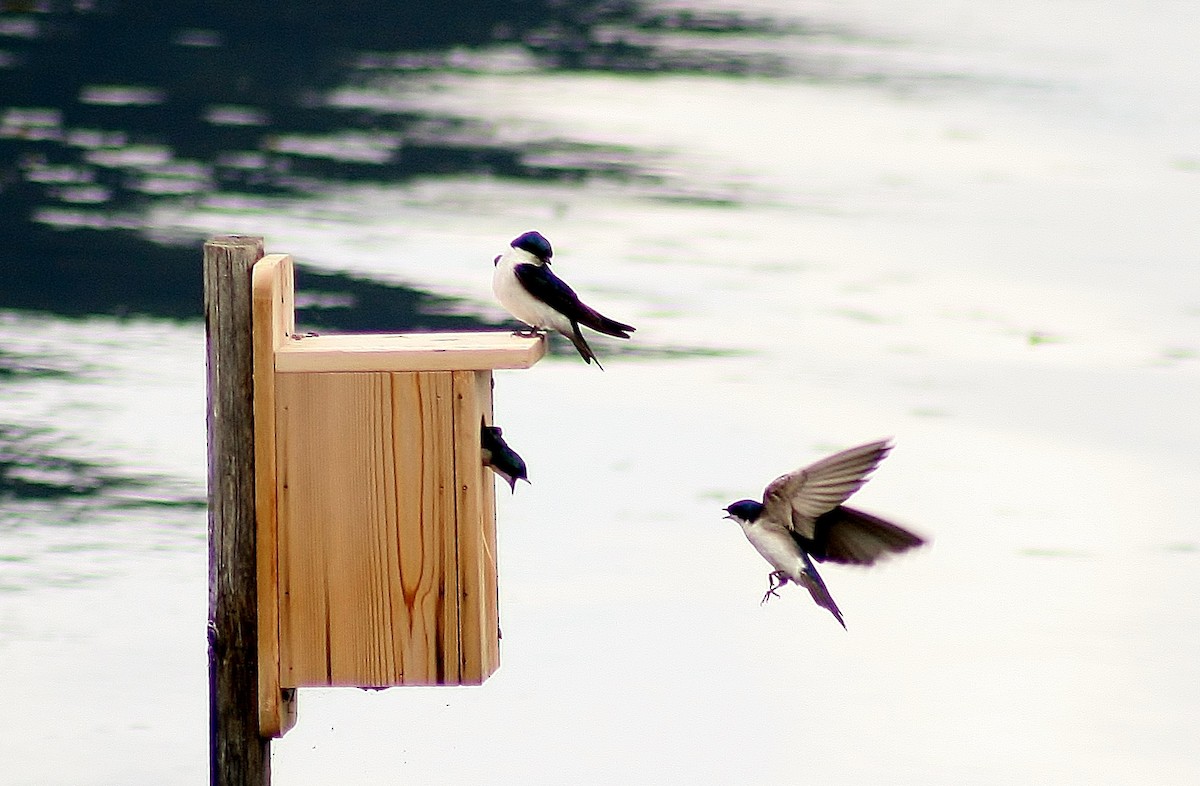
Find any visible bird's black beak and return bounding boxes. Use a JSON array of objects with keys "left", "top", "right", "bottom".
[{"left": 493, "top": 255, "right": 501, "bottom": 266}]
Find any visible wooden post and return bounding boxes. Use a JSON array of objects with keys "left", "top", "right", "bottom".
[
  {"left": 205, "top": 236, "right": 270, "bottom": 785},
  {"left": 206, "top": 242, "right": 541, "bottom": 771}
]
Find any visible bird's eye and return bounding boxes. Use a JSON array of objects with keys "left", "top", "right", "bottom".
[{"left": 493, "top": 255, "right": 501, "bottom": 266}]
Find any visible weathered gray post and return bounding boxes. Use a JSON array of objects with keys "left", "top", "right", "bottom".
[{"left": 204, "top": 235, "right": 270, "bottom": 785}]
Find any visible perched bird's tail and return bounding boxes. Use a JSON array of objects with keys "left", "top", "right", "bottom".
[
  {"left": 504, "top": 475, "right": 533, "bottom": 493},
  {"left": 798, "top": 552, "right": 846, "bottom": 629},
  {"left": 566, "top": 321, "right": 604, "bottom": 369},
  {"left": 575, "top": 304, "right": 635, "bottom": 339}
]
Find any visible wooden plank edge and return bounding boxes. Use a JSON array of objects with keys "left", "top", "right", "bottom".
[
  {"left": 478, "top": 371, "right": 501, "bottom": 677},
  {"left": 275, "top": 332, "right": 547, "bottom": 374},
  {"left": 251, "top": 253, "right": 298, "bottom": 738},
  {"left": 451, "top": 371, "right": 483, "bottom": 684}
]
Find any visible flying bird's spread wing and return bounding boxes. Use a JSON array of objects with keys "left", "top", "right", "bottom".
[
  {"left": 733, "top": 438, "right": 927, "bottom": 625},
  {"left": 513, "top": 263, "right": 635, "bottom": 338},
  {"left": 799, "top": 506, "right": 925, "bottom": 566},
  {"left": 762, "top": 439, "right": 892, "bottom": 539}
]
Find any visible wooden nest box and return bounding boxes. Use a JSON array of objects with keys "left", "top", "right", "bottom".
[{"left": 251, "top": 254, "right": 544, "bottom": 736}]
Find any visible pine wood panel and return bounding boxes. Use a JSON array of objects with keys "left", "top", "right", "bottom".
[
  {"left": 253, "top": 253, "right": 519, "bottom": 701},
  {"left": 275, "top": 369, "right": 498, "bottom": 687},
  {"left": 454, "top": 370, "right": 500, "bottom": 683},
  {"left": 250, "top": 253, "right": 298, "bottom": 737},
  {"left": 276, "top": 331, "right": 545, "bottom": 373}
]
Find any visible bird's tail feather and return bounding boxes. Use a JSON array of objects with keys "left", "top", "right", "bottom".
[
  {"left": 799, "top": 553, "right": 846, "bottom": 629},
  {"left": 565, "top": 323, "right": 603, "bottom": 369}
]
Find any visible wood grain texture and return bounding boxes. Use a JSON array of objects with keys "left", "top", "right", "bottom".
[
  {"left": 274, "top": 370, "right": 499, "bottom": 687},
  {"left": 204, "top": 236, "right": 270, "bottom": 784},
  {"left": 250, "top": 254, "right": 297, "bottom": 738},
  {"left": 275, "top": 331, "right": 546, "bottom": 373},
  {"left": 252, "top": 257, "right": 517, "bottom": 692},
  {"left": 453, "top": 370, "right": 500, "bottom": 683}
]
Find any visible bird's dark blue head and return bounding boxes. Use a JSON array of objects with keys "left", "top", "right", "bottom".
[
  {"left": 723, "top": 499, "right": 764, "bottom": 522},
  {"left": 512, "top": 231, "right": 553, "bottom": 263}
]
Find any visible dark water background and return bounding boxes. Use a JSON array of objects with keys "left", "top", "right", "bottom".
[
  {"left": 2, "top": 0, "right": 912, "bottom": 511},
  {"left": 1, "top": 0, "right": 804, "bottom": 321},
  {"left": 0, "top": 0, "right": 795, "bottom": 509}
]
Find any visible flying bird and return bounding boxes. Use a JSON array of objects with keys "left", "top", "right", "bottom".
[
  {"left": 722, "top": 439, "right": 925, "bottom": 628},
  {"left": 481, "top": 419, "right": 529, "bottom": 492},
  {"left": 493, "top": 230, "right": 635, "bottom": 369}
]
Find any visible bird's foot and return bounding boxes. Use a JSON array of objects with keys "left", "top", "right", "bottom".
[
  {"left": 760, "top": 571, "right": 787, "bottom": 605},
  {"left": 512, "top": 327, "right": 544, "bottom": 338}
]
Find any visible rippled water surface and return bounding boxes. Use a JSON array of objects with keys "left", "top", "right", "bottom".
[{"left": 2, "top": 1, "right": 1198, "bottom": 783}]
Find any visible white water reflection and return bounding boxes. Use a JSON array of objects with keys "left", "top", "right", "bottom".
[{"left": 2, "top": 1, "right": 1199, "bottom": 784}]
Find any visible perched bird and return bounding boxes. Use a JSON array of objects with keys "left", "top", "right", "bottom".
[
  {"left": 493, "top": 230, "right": 635, "bottom": 369},
  {"left": 722, "top": 439, "right": 925, "bottom": 628},
  {"left": 480, "top": 419, "right": 529, "bottom": 492}
]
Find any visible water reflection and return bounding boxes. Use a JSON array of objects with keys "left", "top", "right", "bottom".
[
  {"left": 0, "top": 0, "right": 982, "bottom": 530},
  {"left": 0, "top": 0, "right": 933, "bottom": 323},
  {"left": 0, "top": 422, "right": 201, "bottom": 510},
  {"left": 0, "top": 0, "right": 925, "bottom": 544},
  {"left": 2, "top": 1, "right": 792, "bottom": 535},
  {"left": 0, "top": 345, "right": 73, "bottom": 380},
  {"left": 0, "top": 222, "right": 509, "bottom": 326}
]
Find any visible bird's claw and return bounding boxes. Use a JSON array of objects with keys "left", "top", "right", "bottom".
[{"left": 760, "top": 571, "right": 787, "bottom": 605}]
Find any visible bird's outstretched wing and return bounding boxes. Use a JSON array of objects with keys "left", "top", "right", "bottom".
[
  {"left": 798, "top": 506, "right": 925, "bottom": 566},
  {"left": 761, "top": 439, "right": 893, "bottom": 540},
  {"left": 513, "top": 263, "right": 634, "bottom": 338}
]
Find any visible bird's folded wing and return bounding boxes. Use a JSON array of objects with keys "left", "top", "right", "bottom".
[
  {"left": 513, "top": 262, "right": 633, "bottom": 337},
  {"left": 513, "top": 263, "right": 584, "bottom": 320},
  {"left": 577, "top": 309, "right": 634, "bottom": 338}
]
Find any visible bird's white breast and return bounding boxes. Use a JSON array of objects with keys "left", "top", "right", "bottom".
[
  {"left": 739, "top": 520, "right": 806, "bottom": 581},
  {"left": 492, "top": 249, "right": 563, "bottom": 330}
]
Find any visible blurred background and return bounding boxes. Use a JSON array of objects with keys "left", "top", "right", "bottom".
[{"left": 1, "top": 1, "right": 1197, "bottom": 783}]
